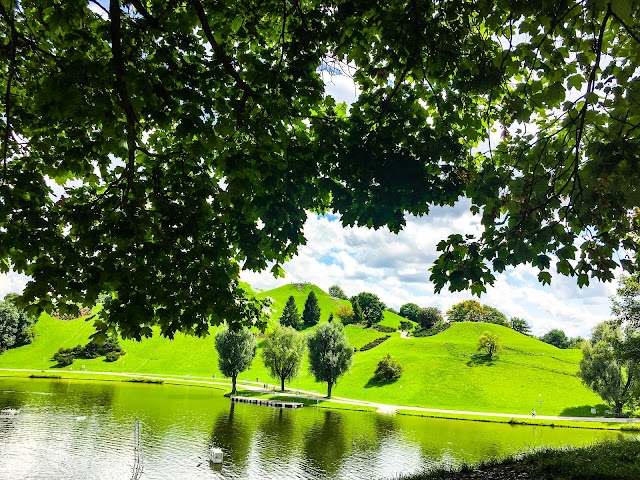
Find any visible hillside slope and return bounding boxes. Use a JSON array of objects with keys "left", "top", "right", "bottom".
[{"left": 0, "top": 284, "right": 601, "bottom": 415}]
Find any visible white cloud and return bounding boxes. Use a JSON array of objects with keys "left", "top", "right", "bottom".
[{"left": 242, "top": 208, "right": 615, "bottom": 338}]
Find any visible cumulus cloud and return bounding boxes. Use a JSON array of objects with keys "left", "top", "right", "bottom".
[{"left": 242, "top": 208, "right": 615, "bottom": 338}]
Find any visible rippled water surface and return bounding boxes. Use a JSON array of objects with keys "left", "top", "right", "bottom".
[{"left": 0, "top": 378, "right": 623, "bottom": 479}]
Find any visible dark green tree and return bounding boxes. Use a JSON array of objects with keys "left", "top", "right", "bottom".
[
  {"left": 541, "top": 329, "right": 570, "bottom": 349},
  {"left": 568, "top": 336, "right": 586, "bottom": 349},
  {"left": 352, "top": 300, "right": 364, "bottom": 324},
  {"left": 399, "top": 303, "right": 421, "bottom": 322},
  {"left": 307, "top": 322, "right": 354, "bottom": 398},
  {"left": 328, "top": 285, "right": 348, "bottom": 300},
  {"left": 510, "top": 317, "right": 532, "bottom": 335},
  {"left": 280, "top": 296, "right": 302, "bottom": 330},
  {"left": 416, "top": 306, "right": 443, "bottom": 329},
  {"left": 302, "top": 291, "right": 321, "bottom": 326},
  {"left": 1, "top": 1, "right": 638, "bottom": 338},
  {"left": 482, "top": 305, "right": 509, "bottom": 326},
  {"left": 214, "top": 326, "right": 257, "bottom": 394},
  {"left": 350, "top": 292, "right": 385, "bottom": 327},
  {"left": 261, "top": 324, "right": 306, "bottom": 391},
  {"left": 0, "top": 300, "right": 36, "bottom": 354}
]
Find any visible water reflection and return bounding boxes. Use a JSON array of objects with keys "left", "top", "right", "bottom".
[{"left": 0, "top": 378, "right": 628, "bottom": 480}]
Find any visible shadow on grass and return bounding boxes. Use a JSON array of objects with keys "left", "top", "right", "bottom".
[
  {"left": 560, "top": 404, "right": 607, "bottom": 417},
  {"left": 466, "top": 354, "right": 497, "bottom": 367},
  {"left": 364, "top": 376, "right": 400, "bottom": 388}
]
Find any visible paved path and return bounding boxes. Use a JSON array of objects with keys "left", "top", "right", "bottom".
[{"left": 2, "top": 368, "right": 638, "bottom": 424}]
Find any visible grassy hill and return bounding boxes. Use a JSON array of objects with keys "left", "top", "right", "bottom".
[{"left": 0, "top": 284, "right": 602, "bottom": 415}]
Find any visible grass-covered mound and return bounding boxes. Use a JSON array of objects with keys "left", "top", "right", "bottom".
[{"left": 0, "top": 284, "right": 602, "bottom": 415}]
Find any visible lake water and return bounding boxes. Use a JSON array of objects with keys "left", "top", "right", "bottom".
[{"left": 0, "top": 377, "right": 625, "bottom": 479}]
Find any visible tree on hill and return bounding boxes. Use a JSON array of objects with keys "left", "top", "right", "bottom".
[
  {"left": 568, "top": 336, "right": 586, "bottom": 349},
  {"left": 261, "top": 325, "right": 306, "bottom": 391},
  {"left": 579, "top": 321, "right": 639, "bottom": 415},
  {"left": 350, "top": 292, "right": 385, "bottom": 327},
  {"left": 416, "top": 307, "right": 443, "bottom": 330},
  {"left": 2, "top": 2, "right": 637, "bottom": 337},
  {"left": 478, "top": 331, "right": 502, "bottom": 359},
  {"left": 280, "top": 296, "right": 302, "bottom": 330},
  {"left": 447, "top": 300, "right": 487, "bottom": 323},
  {"left": 307, "top": 322, "right": 354, "bottom": 398},
  {"left": 399, "top": 320, "right": 413, "bottom": 332},
  {"left": 482, "top": 305, "right": 509, "bottom": 327},
  {"left": 215, "top": 327, "right": 257, "bottom": 395},
  {"left": 374, "top": 354, "right": 403, "bottom": 381},
  {"left": 541, "top": 329, "right": 570, "bottom": 349},
  {"left": 352, "top": 300, "right": 365, "bottom": 324},
  {"left": 399, "top": 303, "right": 421, "bottom": 322},
  {"left": 334, "top": 305, "right": 355, "bottom": 325},
  {"left": 302, "top": 291, "right": 321, "bottom": 326},
  {"left": 0, "top": 300, "right": 36, "bottom": 354},
  {"left": 510, "top": 317, "right": 532, "bottom": 336},
  {"left": 328, "top": 285, "right": 348, "bottom": 300}
]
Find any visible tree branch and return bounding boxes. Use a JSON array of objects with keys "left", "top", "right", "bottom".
[
  {"left": 1, "top": 1, "right": 16, "bottom": 179},
  {"left": 189, "top": 0, "right": 256, "bottom": 102},
  {"left": 109, "top": 0, "right": 139, "bottom": 197}
]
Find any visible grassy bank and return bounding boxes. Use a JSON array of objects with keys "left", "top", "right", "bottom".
[
  {"left": 398, "top": 438, "right": 640, "bottom": 480},
  {"left": 0, "top": 283, "right": 607, "bottom": 416},
  {"left": 397, "top": 409, "right": 640, "bottom": 431}
]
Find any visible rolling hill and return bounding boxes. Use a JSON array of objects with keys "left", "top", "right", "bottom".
[{"left": 0, "top": 283, "right": 602, "bottom": 415}]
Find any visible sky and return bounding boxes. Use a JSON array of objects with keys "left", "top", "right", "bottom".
[{"left": 0, "top": 18, "right": 620, "bottom": 339}]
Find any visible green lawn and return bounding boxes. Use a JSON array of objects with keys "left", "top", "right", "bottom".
[{"left": 0, "top": 284, "right": 604, "bottom": 416}]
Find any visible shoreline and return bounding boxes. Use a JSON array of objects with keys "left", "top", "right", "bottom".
[{"left": 1, "top": 367, "right": 638, "bottom": 432}]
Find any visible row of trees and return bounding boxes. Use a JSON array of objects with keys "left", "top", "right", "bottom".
[
  {"left": 215, "top": 322, "right": 354, "bottom": 398},
  {"left": 398, "top": 299, "right": 532, "bottom": 335},
  {"left": 280, "top": 292, "right": 322, "bottom": 330}
]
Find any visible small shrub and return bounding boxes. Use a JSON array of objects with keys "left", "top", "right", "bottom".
[
  {"left": 359, "top": 335, "right": 390, "bottom": 351},
  {"left": 412, "top": 321, "right": 450, "bottom": 337},
  {"left": 105, "top": 351, "right": 124, "bottom": 362},
  {"left": 374, "top": 354, "right": 403, "bottom": 381},
  {"left": 373, "top": 324, "right": 396, "bottom": 333},
  {"left": 53, "top": 352, "right": 74, "bottom": 366}
]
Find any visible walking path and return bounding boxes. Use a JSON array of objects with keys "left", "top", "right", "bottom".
[{"left": 2, "top": 367, "right": 638, "bottom": 424}]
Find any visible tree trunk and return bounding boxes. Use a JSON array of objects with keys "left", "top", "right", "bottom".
[
  {"left": 327, "top": 381, "right": 333, "bottom": 398},
  {"left": 615, "top": 400, "right": 623, "bottom": 415},
  {"left": 281, "top": 376, "right": 285, "bottom": 392},
  {"left": 231, "top": 374, "right": 237, "bottom": 395}
]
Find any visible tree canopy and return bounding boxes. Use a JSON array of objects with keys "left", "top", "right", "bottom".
[
  {"left": 307, "top": 321, "right": 354, "bottom": 398},
  {"left": 1, "top": 1, "right": 638, "bottom": 337},
  {"left": 261, "top": 324, "right": 306, "bottom": 391},
  {"left": 280, "top": 295, "right": 302, "bottom": 330},
  {"left": 214, "top": 326, "right": 257, "bottom": 394},
  {"left": 541, "top": 328, "right": 570, "bottom": 349},
  {"left": 350, "top": 292, "right": 385, "bottom": 326},
  {"left": 0, "top": 300, "right": 36, "bottom": 353},
  {"left": 399, "top": 303, "right": 421, "bottom": 322},
  {"left": 328, "top": 285, "right": 348, "bottom": 300},
  {"left": 302, "top": 291, "right": 321, "bottom": 326}
]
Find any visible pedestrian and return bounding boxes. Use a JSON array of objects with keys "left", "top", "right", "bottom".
[{"left": 532, "top": 409, "right": 536, "bottom": 417}]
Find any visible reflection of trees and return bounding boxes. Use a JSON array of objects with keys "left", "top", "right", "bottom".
[
  {"left": 210, "top": 403, "right": 254, "bottom": 470},
  {"left": 302, "top": 409, "right": 348, "bottom": 476},
  {"left": 256, "top": 408, "right": 297, "bottom": 462}
]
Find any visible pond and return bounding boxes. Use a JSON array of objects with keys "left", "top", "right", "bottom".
[{"left": 0, "top": 377, "right": 625, "bottom": 479}]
